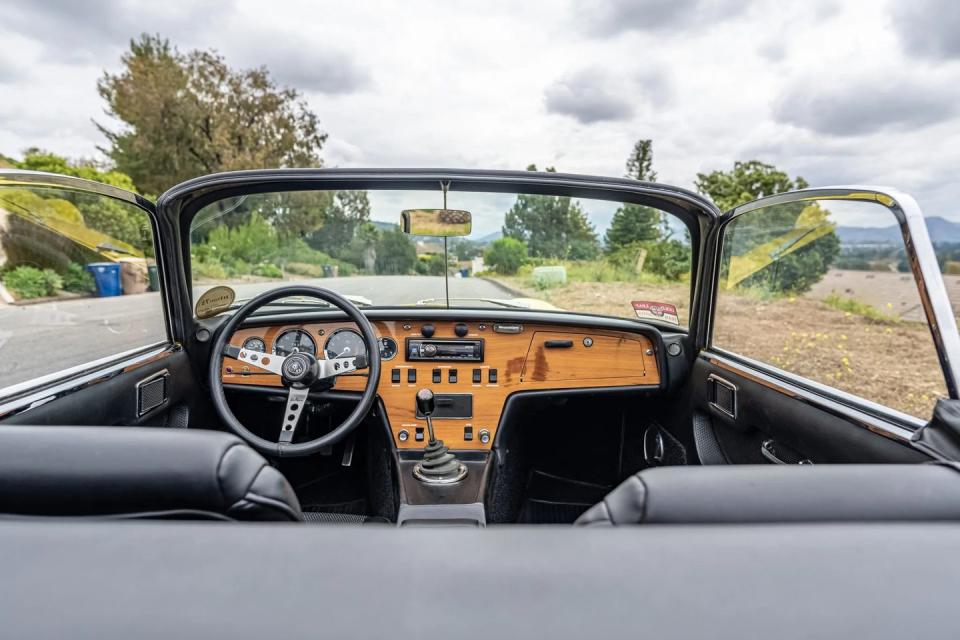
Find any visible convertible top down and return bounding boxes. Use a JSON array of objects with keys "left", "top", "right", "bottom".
[{"left": 0, "top": 167, "right": 958, "bottom": 636}]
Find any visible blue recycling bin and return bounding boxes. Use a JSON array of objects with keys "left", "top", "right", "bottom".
[{"left": 85, "top": 262, "right": 122, "bottom": 297}]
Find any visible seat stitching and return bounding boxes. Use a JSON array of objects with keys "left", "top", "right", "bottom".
[
  {"left": 215, "top": 441, "right": 249, "bottom": 509},
  {"left": 636, "top": 473, "right": 650, "bottom": 524}
]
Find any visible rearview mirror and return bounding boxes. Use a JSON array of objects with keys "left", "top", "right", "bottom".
[{"left": 400, "top": 209, "right": 472, "bottom": 237}]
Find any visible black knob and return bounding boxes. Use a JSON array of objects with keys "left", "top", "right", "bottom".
[
  {"left": 421, "top": 324, "right": 436, "bottom": 338},
  {"left": 416, "top": 388, "right": 435, "bottom": 416},
  {"left": 454, "top": 323, "right": 468, "bottom": 337}
]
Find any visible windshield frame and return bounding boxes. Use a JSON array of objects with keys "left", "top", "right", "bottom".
[{"left": 162, "top": 168, "right": 720, "bottom": 336}]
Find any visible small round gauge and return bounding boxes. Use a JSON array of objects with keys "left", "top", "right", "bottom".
[
  {"left": 379, "top": 337, "right": 398, "bottom": 361},
  {"left": 242, "top": 337, "right": 266, "bottom": 353},
  {"left": 324, "top": 329, "right": 366, "bottom": 360},
  {"left": 272, "top": 330, "right": 317, "bottom": 357}
]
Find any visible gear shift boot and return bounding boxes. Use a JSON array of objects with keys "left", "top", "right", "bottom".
[{"left": 412, "top": 389, "right": 468, "bottom": 484}]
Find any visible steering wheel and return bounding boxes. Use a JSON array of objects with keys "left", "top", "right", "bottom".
[{"left": 208, "top": 285, "right": 382, "bottom": 457}]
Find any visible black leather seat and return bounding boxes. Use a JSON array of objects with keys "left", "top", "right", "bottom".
[
  {"left": 0, "top": 426, "right": 304, "bottom": 521},
  {"left": 575, "top": 464, "right": 960, "bottom": 526}
]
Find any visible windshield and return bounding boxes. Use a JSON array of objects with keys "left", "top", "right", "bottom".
[{"left": 189, "top": 189, "right": 693, "bottom": 325}]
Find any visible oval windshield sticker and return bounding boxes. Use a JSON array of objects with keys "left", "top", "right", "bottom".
[{"left": 195, "top": 286, "right": 236, "bottom": 319}]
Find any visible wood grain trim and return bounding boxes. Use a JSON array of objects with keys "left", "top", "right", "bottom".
[{"left": 222, "top": 321, "right": 659, "bottom": 450}]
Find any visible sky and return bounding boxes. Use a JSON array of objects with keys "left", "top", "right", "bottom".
[{"left": 0, "top": 0, "right": 958, "bottom": 236}]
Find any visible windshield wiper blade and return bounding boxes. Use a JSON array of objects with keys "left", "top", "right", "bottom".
[
  {"left": 416, "top": 297, "right": 531, "bottom": 309},
  {"left": 228, "top": 294, "right": 373, "bottom": 310}
]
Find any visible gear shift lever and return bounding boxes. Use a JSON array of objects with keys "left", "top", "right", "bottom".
[{"left": 412, "top": 388, "right": 467, "bottom": 484}]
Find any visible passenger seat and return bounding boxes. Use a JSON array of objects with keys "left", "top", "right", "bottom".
[{"left": 575, "top": 464, "right": 960, "bottom": 525}]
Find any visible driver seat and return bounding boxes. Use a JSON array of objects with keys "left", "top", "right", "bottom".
[{"left": 0, "top": 425, "right": 364, "bottom": 523}]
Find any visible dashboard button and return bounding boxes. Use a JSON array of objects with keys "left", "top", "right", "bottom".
[
  {"left": 432, "top": 368, "right": 441, "bottom": 383},
  {"left": 415, "top": 427, "right": 424, "bottom": 442},
  {"left": 448, "top": 369, "right": 458, "bottom": 383},
  {"left": 488, "top": 369, "right": 498, "bottom": 383},
  {"left": 472, "top": 368, "right": 482, "bottom": 383},
  {"left": 408, "top": 369, "right": 417, "bottom": 383},
  {"left": 479, "top": 429, "right": 490, "bottom": 444},
  {"left": 464, "top": 426, "right": 473, "bottom": 441},
  {"left": 391, "top": 368, "right": 400, "bottom": 383},
  {"left": 398, "top": 429, "right": 409, "bottom": 442}
]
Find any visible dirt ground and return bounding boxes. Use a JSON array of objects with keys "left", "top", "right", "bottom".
[{"left": 498, "top": 276, "right": 945, "bottom": 419}]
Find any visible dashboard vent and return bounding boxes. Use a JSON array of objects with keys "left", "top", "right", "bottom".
[{"left": 137, "top": 370, "right": 169, "bottom": 417}]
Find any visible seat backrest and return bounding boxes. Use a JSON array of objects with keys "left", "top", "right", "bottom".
[
  {"left": 575, "top": 464, "right": 960, "bottom": 525},
  {"left": 0, "top": 426, "right": 303, "bottom": 521}
]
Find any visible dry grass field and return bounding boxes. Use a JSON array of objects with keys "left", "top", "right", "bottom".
[{"left": 496, "top": 274, "right": 946, "bottom": 419}]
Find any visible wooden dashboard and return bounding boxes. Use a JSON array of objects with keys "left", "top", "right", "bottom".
[{"left": 222, "top": 320, "right": 660, "bottom": 450}]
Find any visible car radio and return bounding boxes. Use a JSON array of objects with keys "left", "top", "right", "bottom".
[{"left": 406, "top": 338, "right": 484, "bottom": 362}]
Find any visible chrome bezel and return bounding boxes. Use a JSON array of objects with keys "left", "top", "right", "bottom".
[
  {"left": 272, "top": 329, "right": 317, "bottom": 357},
  {"left": 242, "top": 337, "right": 267, "bottom": 353},
  {"left": 323, "top": 327, "right": 364, "bottom": 360}
]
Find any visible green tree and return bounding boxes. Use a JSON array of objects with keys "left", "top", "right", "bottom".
[
  {"left": 484, "top": 237, "right": 528, "bottom": 274},
  {"left": 698, "top": 161, "right": 838, "bottom": 294},
  {"left": 307, "top": 190, "right": 371, "bottom": 256},
  {"left": 375, "top": 227, "right": 416, "bottom": 274},
  {"left": 605, "top": 139, "right": 663, "bottom": 252},
  {"left": 695, "top": 160, "right": 808, "bottom": 211},
  {"left": 97, "top": 34, "right": 327, "bottom": 194},
  {"left": 15, "top": 148, "right": 137, "bottom": 191},
  {"left": 503, "top": 165, "right": 598, "bottom": 259}
]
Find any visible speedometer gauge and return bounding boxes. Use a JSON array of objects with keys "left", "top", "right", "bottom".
[
  {"left": 273, "top": 330, "right": 316, "bottom": 357},
  {"left": 324, "top": 329, "right": 365, "bottom": 360}
]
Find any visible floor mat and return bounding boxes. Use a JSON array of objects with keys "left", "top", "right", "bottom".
[
  {"left": 300, "top": 499, "right": 368, "bottom": 516},
  {"left": 517, "top": 470, "right": 611, "bottom": 524}
]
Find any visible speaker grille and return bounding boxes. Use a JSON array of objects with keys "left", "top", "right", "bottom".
[{"left": 138, "top": 373, "right": 168, "bottom": 416}]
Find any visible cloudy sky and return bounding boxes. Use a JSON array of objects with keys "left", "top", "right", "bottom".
[{"left": 1, "top": 0, "right": 958, "bottom": 229}]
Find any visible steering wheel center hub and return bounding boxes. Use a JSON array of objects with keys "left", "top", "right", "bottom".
[{"left": 282, "top": 353, "right": 318, "bottom": 386}]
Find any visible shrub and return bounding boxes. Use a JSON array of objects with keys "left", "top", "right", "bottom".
[
  {"left": 823, "top": 293, "right": 898, "bottom": 323},
  {"left": 285, "top": 262, "right": 325, "bottom": 277},
  {"left": 253, "top": 262, "right": 283, "bottom": 278},
  {"left": 4, "top": 266, "right": 62, "bottom": 299},
  {"left": 485, "top": 238, "right": 528, "bottom": 275},
  {"left": 62, "top": 262, "right": 95, "bottom": 294},
  {"left": 192, "top": 259, "right": 228, "bottom": 280}
]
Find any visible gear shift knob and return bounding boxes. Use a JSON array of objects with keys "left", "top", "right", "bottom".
[{"left": 416, "top": 388, "right": 435, "bottom": 417}]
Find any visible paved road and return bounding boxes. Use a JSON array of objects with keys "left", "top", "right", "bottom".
[{"left": 0, "top": 276, "right": 517, "bottom": 390}]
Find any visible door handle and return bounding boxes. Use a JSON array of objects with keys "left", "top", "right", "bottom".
[
  {"left": 544, "top": 340, "right": 574, "bottom": 348},
  {"left": 761, "top": 439, "right": 813, "bottom": 465}
]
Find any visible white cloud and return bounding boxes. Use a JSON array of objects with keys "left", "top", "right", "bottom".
[{"left": 0, "top": 0, "right": 957, "bottom": 225}]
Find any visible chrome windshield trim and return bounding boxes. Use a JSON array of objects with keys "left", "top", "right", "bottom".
[
  {"left": 0, "top": 169, "right": 143, "bottom": 204},
  {"left": 0, "top": 342, "right": 172, "bottom": 418},
  {"left": 705, "top": 349, "right": 921, "bottom": 443},
  {"left": 722, "top": 185, "right": 960, "bottom": 399}
]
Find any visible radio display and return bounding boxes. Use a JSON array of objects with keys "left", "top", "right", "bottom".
[{"left": 406, "top": 338, "right": 484, "bottom": 362}]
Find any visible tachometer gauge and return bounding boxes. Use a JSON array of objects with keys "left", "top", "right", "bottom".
[
  {"left": 242, "top": 337, "right": 266, "bottom": 353},
  {"left": 324, "top": 329, "right": 366, "bottom": 360},
  {"left": 379, "top": 337, "right": 398, "bottom": 360},
  {"left": 272, "top": 330, "right": 317, "bottom": 357}
]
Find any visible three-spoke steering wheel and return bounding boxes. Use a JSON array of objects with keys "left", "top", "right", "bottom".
[{"left": 208, "top": 285, "right": 381, "bottom": 457}]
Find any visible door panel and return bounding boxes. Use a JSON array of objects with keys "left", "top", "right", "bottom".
[
  {"left": 692, "top": 187, "right": 957, "bottom": 464},
  {"left": 0, "top": 348, "right": 200, "bottom": 429},
  {"left": 690, "top": 356, "right": 930, "bottom": 464}
]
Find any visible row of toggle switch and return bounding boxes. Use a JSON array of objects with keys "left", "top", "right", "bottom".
[
  {"left": 398, "top": 426, "right": 490, "bottom": 444},
  {"left": 390, "top": 368, "right": 498, "bottom": 384}
]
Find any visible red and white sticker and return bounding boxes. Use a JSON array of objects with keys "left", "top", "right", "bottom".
[{"left": 631, "top": 300, "right": 679, "bottom": 326}]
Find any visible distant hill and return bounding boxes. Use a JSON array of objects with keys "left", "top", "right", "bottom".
[
  {"left": 836, "top": 216, "right": 960, "bottom": 245},
  {"left": 473, "top": 229, "right": 502, "bottom": 244}
]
